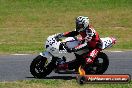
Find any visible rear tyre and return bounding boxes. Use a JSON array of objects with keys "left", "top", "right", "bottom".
[
  {"left": 85, "top": 52, "right": 109, "bottom": 74},
  {"left": 95, "top": 52, "right": 109, "bottom": 74},
  {"left": 30, "top": 55, "right": 54, "bottom": 78}
]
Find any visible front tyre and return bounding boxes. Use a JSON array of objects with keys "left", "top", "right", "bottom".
[{"left": 30, "top": 55, "right": 53, "bottom": 78}]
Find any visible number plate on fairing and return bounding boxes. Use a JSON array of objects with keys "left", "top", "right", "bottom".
[{"left": 101, "top": 37, "right": 113, "bottom": 49}]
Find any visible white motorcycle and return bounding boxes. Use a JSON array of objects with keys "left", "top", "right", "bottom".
[{"left": 30, "top": 34, "right": 116, "bottom": 78}]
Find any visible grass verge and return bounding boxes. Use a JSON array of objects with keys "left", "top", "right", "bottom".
[
  {"left": 0, "top": 0, "right": 132, "bottom": 54},
  {"left": 0, "top": 79, "right": 132, "bottom": 88}
]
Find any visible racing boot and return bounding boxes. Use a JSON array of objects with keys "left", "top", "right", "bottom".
[{"left": 85, "top": 48, "right": 101, "bottom": 64}]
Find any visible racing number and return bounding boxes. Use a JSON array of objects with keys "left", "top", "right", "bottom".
[
  {"left": 46, "top": 38, "right": 56, "bottom": 51},
  {"left": 48, "top": 38, "right": 56, "bottom": 46},
  {"left": 104, "top": 39, "right": 112, "bottom": 48}
]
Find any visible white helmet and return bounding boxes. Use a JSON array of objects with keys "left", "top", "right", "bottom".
[{"left": 75, "top": 16, "right": 89, "bottom": 32}]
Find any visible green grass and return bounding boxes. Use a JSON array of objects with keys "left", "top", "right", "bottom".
[
  {"left": 0, "top": 0, "right": 132, "bottom": 53},
  {"left": 0, "top": 79, "right": 131, "bottom": 88}
]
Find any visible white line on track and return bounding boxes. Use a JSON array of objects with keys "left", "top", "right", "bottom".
[
  {"left": 11, "top": 54, "right": 31, "bottom": 56},
  {"left": 109, "top": 51, "right": 123, "bottom": 53}
]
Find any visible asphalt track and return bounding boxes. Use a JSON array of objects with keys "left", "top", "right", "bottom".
[{"left": 0, "top": 51, "right": 132, "bottom": 81}]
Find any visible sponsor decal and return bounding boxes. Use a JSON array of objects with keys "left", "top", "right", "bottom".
[{"left": 76, "top": 74, "right": 131, "bottom": 84}]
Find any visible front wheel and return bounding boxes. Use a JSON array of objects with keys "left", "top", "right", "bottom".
[
  {"left": 30, "top": 55, "right": 54, "bottom": 78},
  {"left": 84, "top": 52, "right": 109, "bottom": 74}
]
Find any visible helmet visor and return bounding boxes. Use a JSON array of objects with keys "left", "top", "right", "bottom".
[{"left": 76, "top": 23, "right": 84, "bottom": 31}]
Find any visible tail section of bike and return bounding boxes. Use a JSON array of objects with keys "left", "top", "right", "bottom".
[{"left": 101, "top": 37, "right": 116, "bottom": 50}]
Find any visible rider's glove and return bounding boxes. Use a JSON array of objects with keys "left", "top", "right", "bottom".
[
  {"left": 55, "top": 33, "right": 64, "bottom": 38},
  {"left": 58, "top": 33, "right": 64, "bottom": 38}
]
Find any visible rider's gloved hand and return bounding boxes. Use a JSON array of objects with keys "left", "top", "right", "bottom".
[
  {"left": 55, "top": 33, "right": 64, "bottom": 41},
  {"left": 56, "top": 33, "right": 64, "bottom": 38}
]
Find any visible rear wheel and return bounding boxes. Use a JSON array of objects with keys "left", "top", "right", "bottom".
[
  {"left": 84, "top": 52, "right": 109, "bottom": 74},
  {"left": 30, "top": 55, "right": 54, "bottom": 78}
]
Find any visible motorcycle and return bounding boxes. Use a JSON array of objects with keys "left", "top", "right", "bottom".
[{"left": 30, "top": 33, "right": 116, "bottom": 78}]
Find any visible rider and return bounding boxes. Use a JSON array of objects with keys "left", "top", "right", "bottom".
[{"left": 57, "top": 16, "right": 102, "bottom": 70}]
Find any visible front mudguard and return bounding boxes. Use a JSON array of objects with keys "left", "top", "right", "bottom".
[
  {"left": 40, "top": 51, "right": 58, "bottom": 63},
  {"left": 40, "top": 51, "right": 57, "bottom": 70},
  {"left": 39, "top": 51, "right": 53, "bottom": 60}
]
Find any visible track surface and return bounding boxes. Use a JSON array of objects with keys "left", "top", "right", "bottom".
[{"left": 0, "top": 51, "right": 132, "bottom": 81}]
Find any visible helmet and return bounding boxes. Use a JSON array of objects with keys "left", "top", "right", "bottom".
[{"left": 75, "top": 16, "right": 89, "bottom": 32}]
